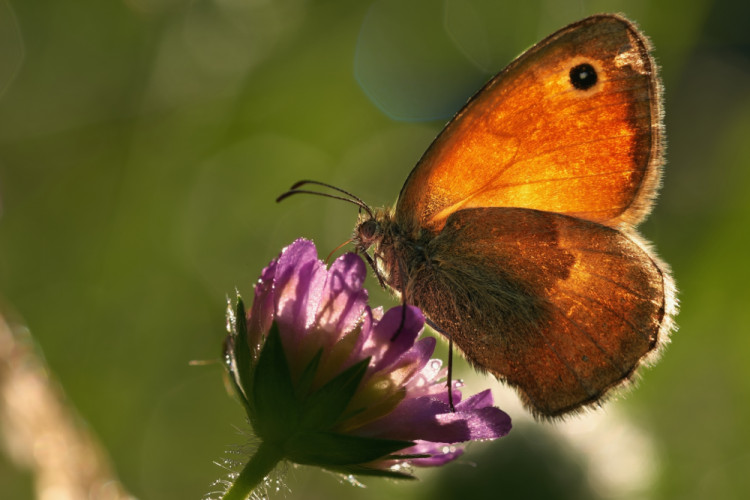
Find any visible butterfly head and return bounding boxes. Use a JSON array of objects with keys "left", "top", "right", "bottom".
[
  {"left": 353, "top": 213, "right": 381, "bottom": 252},
  {"left": 276, "top": 178, "right": 391, "bottom": 257},
  {"left": 351, "top": 207, "right": 403, "bottom": 292}
]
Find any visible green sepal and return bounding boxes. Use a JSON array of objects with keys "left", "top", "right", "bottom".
[
  {"left": 286, "top": 431, "right": 414, "bottom": 466},
  {"left": 296, "top": 348, "right": 323, "bottom": 398},
  {"left": 386, "top": 453, "right": 432, "bottom": 460},
  {"left": 233, "top": 297, "right": 255, "bottom": 407},
  {"left": 299, "top": 357, "right": 370, "bottom": 430},
  {"left": 223, "top": 296, "right": 253, "bottom": 415},
  {"left": 327, "top": 464, "right": 417, "bottom": 480},
  {"left": 251, "top": 323, "right": 299, "bottom": 442},
  {"left": 223, "top": 337, "right": 253, "bottom": 416}
]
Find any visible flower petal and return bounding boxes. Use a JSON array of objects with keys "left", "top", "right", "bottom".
[
  {"left": 274, "top": 239, "right": 327, "bottom": 341},
  {"left": 397, "top": 440, "right": 464, "bottom": 467},
  {"left": 392, "top": 337, "right": 436, "bottom": 386},
  {"left": 247, "top": 258, "right": 277, "bottom": 340},
  {"left": 454, "top": 388, "right": 494, "bottom": 411},
  {"left": 315, "top": 253, "right": 368, "bottom": 341},
  {"left": 434, "top": 405, "right": 512, "bottom": 441},
  {"left": 359, "top": 390, "right": 511, "bottom": 444},
  {"left": 365, "top": 306, "right": 424, "bottom": 373},
  {"left": 364, "top": 337, "right": 436, "bottom": 397},
  {"left": 344, "top": 306, "right": 374, "bottom": 367}
]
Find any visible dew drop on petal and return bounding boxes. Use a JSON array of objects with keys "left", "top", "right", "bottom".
[
  {"left": 389, "top": 462, "right": 414, "bottom": 475},
  {"left": 226, "top": 298, "right": 236, "bottom": 333},
  {"left": 424, "top": 359, "right": 443, "bottom": 379},
  {"left": 341, "top": 474, "right": 366, "bottom": 488}
]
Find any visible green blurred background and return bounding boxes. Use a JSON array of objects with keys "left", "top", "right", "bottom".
[{"left": 1, "top": 0, "right": 749, "bottom": 498}]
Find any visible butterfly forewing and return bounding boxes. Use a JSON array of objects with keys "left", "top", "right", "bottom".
[{"left": 395, "top": 14, "right": 663, "bottom": 235}]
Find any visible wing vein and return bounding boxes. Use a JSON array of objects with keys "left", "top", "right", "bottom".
[{"left": 545, "top": 295, "right": 627, "bottom": 372}]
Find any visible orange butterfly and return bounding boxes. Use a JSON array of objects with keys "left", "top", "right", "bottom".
[{"left": 280, "top": 14, "right": 677, "bottom": 418}]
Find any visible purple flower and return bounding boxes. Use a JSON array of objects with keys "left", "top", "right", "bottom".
[{"left": 221, "top": 239, "right": 511, "bottom": 498}]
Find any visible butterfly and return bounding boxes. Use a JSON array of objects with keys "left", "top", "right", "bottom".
[{"left": 279, "top": 14, "right": 677, "bottom": 419}]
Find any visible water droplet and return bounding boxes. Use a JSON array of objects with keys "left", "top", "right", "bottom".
[{"left": 341, "top": 474, "right": 365, "bottom": 488}]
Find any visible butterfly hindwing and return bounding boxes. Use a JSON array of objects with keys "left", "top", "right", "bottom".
[{"left": 401, "top": 207, "right": 673, "bottom": 417}]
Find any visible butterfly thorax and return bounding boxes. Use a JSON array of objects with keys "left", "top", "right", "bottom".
[{"left": 353, "top": 207, "right": 430, "bottom": 297}]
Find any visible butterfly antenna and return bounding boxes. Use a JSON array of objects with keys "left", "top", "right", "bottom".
[
  {"left": 276, "top": 189, "right": 373, "bottom": 216},
  {"left": 281, "top": 180, "right": 376, "bottom": 219},
  {"left": 291, "top": 180, "right": 370, "bottom": 208},
  {"left": 325, "top": 238, "right": 352, "bottom": 264}
]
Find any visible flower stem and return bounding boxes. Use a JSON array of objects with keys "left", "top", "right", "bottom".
[{"left": 222, "top": 443, "right": 282, "bottom": 500}]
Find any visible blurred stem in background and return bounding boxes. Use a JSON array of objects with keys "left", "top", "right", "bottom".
[{"left": 0, "top": 311, "right": 133, "bottom": 500}]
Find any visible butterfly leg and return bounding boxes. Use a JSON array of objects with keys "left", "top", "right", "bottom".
[
  {"left": 391, "top": 257, "right": 409, "bottom": 341},
  {"left": 425, "top": 318, "right": 456, "bottom": 411},
  {"left": 360, "top": 250, "right": 410, "bottom": 341},
  {"left": 447, "top": 335, "right": 455, "bottom": 412},
  {"left": 361, "top": 250, "right": 387, "bottom": 289}
]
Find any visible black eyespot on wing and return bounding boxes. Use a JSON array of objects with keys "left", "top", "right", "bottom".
[{"left": 569, "top": 63, "right": 597, "bottom": 90}]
